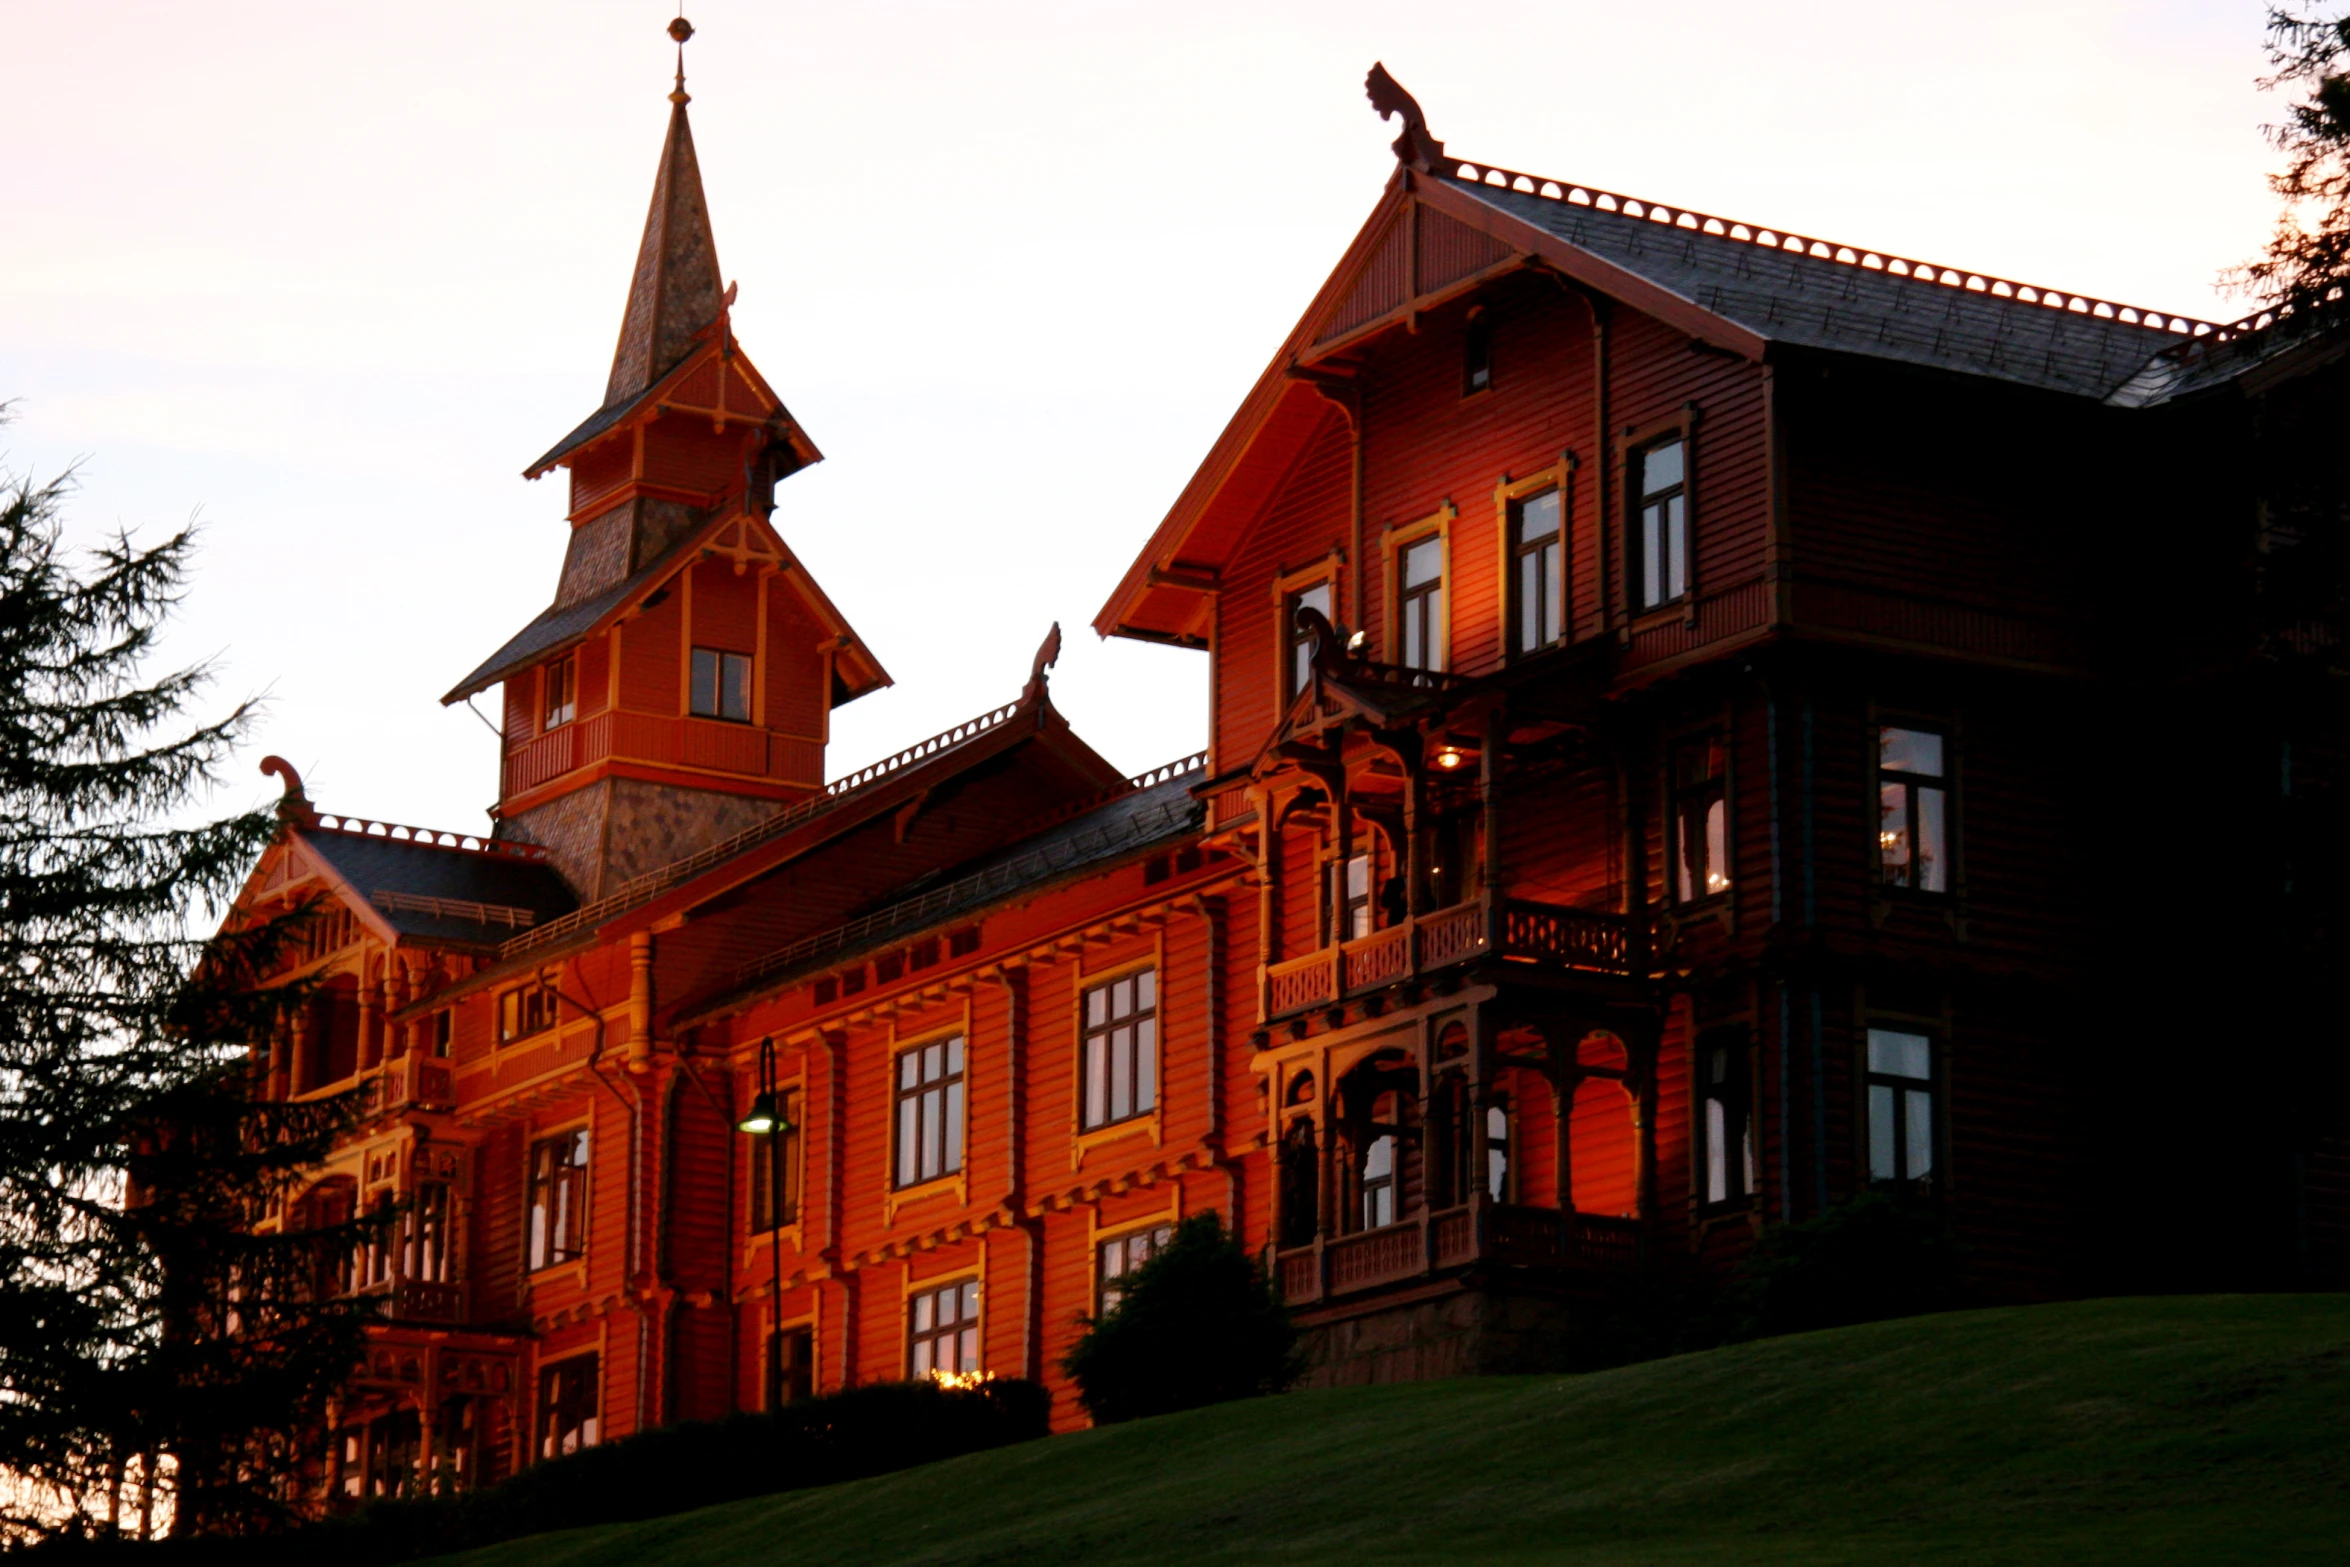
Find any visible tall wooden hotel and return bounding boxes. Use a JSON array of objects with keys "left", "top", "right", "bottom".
[{"left": 225, "top": 23, "right": 2350, "bottom": 1500}]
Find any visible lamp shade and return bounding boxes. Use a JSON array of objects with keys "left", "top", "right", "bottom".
[{"left": 736, "top": 1091, "right": 786, "bottom": 1136}]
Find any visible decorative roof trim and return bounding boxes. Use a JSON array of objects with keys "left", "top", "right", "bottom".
[{"left": 1441, "top": 160, "right": 2227, "bottom": 342}]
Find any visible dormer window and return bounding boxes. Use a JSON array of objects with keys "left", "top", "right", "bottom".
[
  {"left": 689, "top": 647, "right": 752, "bottom": 723},
  {"left": 1284, "top": 581, "right": 1333, "bottom": 703},
  {"left": 1463, "top": 309, "right": 1492, "bottom": 395},
  {"left": 542, "top": 656, "right": 577, "bottom": 731}
]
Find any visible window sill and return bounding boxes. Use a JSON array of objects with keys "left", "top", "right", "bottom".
[
  {"left": 527, "top": 1257, "right": 589, "bottom": 1289},
  {"left": 884, "top": 1170, "right": 966, "bottom": 1224},
  {"left": 1072, "top": 1112, "right": 1161, "bottom": 1169},
  {"left": 1624, "top": 598, "right": 1695, "bottom": 638}
]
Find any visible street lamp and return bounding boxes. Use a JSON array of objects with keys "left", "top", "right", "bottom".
[{"left": 736, "top": 1036, "right": 792, "bottom": 1410}]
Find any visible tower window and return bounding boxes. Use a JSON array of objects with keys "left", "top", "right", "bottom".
[
  {"left": 1633, "top": 439, "right": 1688, "bottom": 610},
  {"left": 1396, "top": 535, "right": 1445, "bottom": 671},
  {"left": 690, "top": 647, "right": 753, "bottom": 723},
  {"left": 1285, "top": 580, "right": 1334, "bottom": 702},
  {"left": 1463, "top": 312, "right": 1492, "bottom": 395},
  {"left": 543, "top": 655, "right": 577, "bottom": 731},
  {"left": 1510, "top": 488, "right": 1565, "bottom": 653},
  {"left": 1670, "top": 735, "right": 1730, "bottom": 903},
  {"left": 1865, "top": 1028, "right": 1937, "bottom": 1184},
  {"left": 1877, "top": 726, "right": 1951, "bottom": 893}
]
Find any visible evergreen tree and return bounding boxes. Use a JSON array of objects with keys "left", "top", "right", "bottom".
[
  {"left": 1062, "top": 1214, "right": 1298, "bottom": 1425},
  {"left": 2243, "top": 8, "right": 2350, "bottom": 318},
  {"left": 0, "top": 428, "right": 375, "bottom": 1540}
]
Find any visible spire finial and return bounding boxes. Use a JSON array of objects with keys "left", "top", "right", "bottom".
[{"left": 668, "top": 14, "right": 694, "bottom": 105}]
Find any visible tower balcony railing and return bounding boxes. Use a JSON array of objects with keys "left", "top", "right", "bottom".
[
  {"left": 1276, "top": 1202, "right": 1643, "bottom": 1306},
  {"left": 1260, "top": 896, "right": 1632, "bottom": 1022},
  {"left": 502, "top": 708, "right": 825, "bottom": 800}
]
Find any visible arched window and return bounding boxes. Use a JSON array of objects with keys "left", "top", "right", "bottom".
[
  {"left": 1278, "top": 1117, "right": 1319, "bottom": 1249},
  {"left": 1486, "top": 1099, "right": 1512, "bottom": 1203},
  {"left": 1360, "top": 1127, "right": 1397, "bottom": 1230}
]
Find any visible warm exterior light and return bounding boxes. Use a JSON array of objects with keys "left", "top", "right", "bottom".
[
  {"left": 930, "top": 1368, "right": 995, "bottom": 1391},
  {"left": 1436, "top": 748, "right": 1466, "bottom": 770},
  {"left": 1346, "top": 629, "right": 1369, "bottom": 653},
  {"left": 737, "top": 1090, "right": 786, "bottom": 1137}
]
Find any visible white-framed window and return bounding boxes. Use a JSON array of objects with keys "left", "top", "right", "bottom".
[
  {"left": 1080, "top": 971, "right": 1157, "bottom": 1131},
  {"left": 893, "top": 1036, "right": 965, "bottom": 1188},
  {"left": 1096, "top": 1223, "right": 1174, "bottom": 1314},
  {"left": 1877, "top": 726, "right": 1951, "bottom": 893},
  {"left": 1865, "top": 1027, "right": 1937, "bottom": 1183},
  {"left": 689, "top": 646, "right": 753, "bottom": 722},
  {"left": 909, "top": 1279, "right": 980, "bottom": 1379},
  {"left": 1633, "top": 438, "right": 1688, "bottom": 609}
]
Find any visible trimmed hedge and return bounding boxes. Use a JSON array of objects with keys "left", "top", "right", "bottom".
[{"left": 31, "top": 1377, "right": 1048, "bottom": 1565}]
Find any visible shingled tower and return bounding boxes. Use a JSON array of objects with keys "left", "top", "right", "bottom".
[{"left": 445, "top": 18, "right": 888, "bottom": 902}]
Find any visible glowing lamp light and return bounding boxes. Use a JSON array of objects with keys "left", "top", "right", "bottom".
[
  {"left": 931, "top": 1368, "right": 996, "bottom": 1391},
  {"left": 1345, "top": 629, "right": 1370, "bottom": 654},
  {"left": 1435, "top": 747, "right": 1467, "bottom": 771},
  {"left": 736, "top": 1091, "right": 789, "bottom": 1137}
]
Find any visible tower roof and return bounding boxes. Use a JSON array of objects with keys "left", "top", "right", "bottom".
[{"left": 604, "top": 91, "right": 725, "bottom": 408}]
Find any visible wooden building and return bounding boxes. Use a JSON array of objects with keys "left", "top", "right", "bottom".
[{"left": 225, "top": 44, "right": 2349, "bottom": 1506}]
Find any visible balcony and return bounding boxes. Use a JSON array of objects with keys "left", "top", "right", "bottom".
[
  {"left": 355, "top": 1053, "right": 454, "bottom": 1119},
  {"left": 354, "top": 1278, "right": 467, "bottom": 1326},
  {"left": 1262, "top": 897, "right": 1633, "bottom": 1021},
  {"left": 502, "top": 708, "right": 824, "bottom": 799},
  {"left": 1277, "top": 1203, "right": 1643, "bottom": 1306}
]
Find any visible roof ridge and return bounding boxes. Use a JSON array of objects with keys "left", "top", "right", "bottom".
[
  {"left": 1444, "top": 158, "right": 2233, "bottom": 344},
  {"left": 496, "top": 695, "right": 1030, "bottom": 960},
  {"left": 305, "top": 814, "right": 550, "bottom": 862},
  {"left": 716, "top": 787, "right": 1205, "bottom": 1005}
]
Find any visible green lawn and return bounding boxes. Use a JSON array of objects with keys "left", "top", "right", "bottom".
[{"left": 430, "top": 1295, "right": 2350, "bottom": 1566}]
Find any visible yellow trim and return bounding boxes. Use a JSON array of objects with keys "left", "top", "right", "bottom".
[
  {"left": 1381, "top": 501, "right": 1456, "bottom": 670},
  {"left": 1491, "top": 455, "right": 1574, "bottom": 655},
  {"left": 899, "top": 1266, "right": 984, "bottom": 1380},
  {"left": 1086, "top": 1199, "right": 1184, "bottom": 1313},
  {"left": 882, "top": 1008, "right": 974, "bottom": 1225},
  {"left": 1269, "top": 552, "right": 1344, "bottom": 708},
  {"left": 1069, "top": 938, "right": 1168, "bottom": 1168}
]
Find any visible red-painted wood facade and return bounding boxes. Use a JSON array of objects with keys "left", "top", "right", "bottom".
[{"left": 225, "top": 53, "right": 2350, "bottom": 1507}]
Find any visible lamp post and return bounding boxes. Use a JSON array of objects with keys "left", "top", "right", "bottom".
[{"left": 735, "top": 1036, "right": 791, "bottom": 1410}]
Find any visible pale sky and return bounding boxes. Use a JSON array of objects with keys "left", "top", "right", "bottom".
[{"left": 2, "top": 0, "right": 2285, "bottom": 837}]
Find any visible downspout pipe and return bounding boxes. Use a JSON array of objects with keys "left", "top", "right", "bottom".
[{"left": 553, "top": 962, "right": 653, "bottom": 1437}]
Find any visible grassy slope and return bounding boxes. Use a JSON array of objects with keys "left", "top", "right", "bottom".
[{"left": 434, "top": 1295, "right": 2350, "bottom": 1567}]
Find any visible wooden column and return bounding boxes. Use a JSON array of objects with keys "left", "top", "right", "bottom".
[
  {"left": 1480, "top": 709, "right": 1504, "bottom": 949},
  {"left": 288, "top": 1006, "right": 316, "bottom": 1097},
  {"left": 1632, "top": 1032, "right": 1659, "bottom": 1222},
  {"left": 265, "top": 1022, "right": 290, "bottom": 1101},
  {"left": 626, "top": 933, "right": 655, "bottom": 1074},
  {"left": 359, "top": 970, "right": 383, "bottom": 1073},
  {"left": 1253, "top": 785, "right": 1277, "bottom": 1022},
  {"left": 1553, "top": 1030, "right": 1576, "bottom": 1213}
]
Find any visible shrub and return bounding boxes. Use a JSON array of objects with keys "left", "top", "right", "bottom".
[
  {"left": 29, "top": 1377, "right": 1048, "bottom": 1565},
  {"left": 1063, "top": 1213, "right": 1299, "bottom": 1424},
  {"left": 1729, "top": 1187, "right": 1962, "bottom": 1340}
]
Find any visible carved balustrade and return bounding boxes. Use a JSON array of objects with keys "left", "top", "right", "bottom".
[
  {"left": 1275, "top": 1202, "right": 1642, "bottom": 1305},
  {"left": 1261, "top": 896, "right": 1633, "bottom": 1021}
]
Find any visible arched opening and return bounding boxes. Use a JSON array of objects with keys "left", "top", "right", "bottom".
[
  {"left": 1334, "top": 1050, "right": 1421, "bottom": 1233},
  {"left": 1570, "top": 1030, "right": 1639, "bottom": 1216},
  {"left": 1277, "top": 1072, "right": 1319, "bottom": 1250}
]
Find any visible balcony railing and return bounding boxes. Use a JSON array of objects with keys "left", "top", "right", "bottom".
[
  {"left": 503, "top": 708, "right": 825, "bottom": 799},
  {"left": 353, "top": 1278, "right": 466, "bottom": 1326},
  {"left": 1261, "top": 896, "right": 1632, "bottom": 1021},
  {"left": 1278, "top": 1203, "right": 1644, "bottom": 1306}
]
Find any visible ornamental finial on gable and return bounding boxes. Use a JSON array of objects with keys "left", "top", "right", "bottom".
[{"left": 1366, "top": 63, "right": 1445, "bottom": 174}]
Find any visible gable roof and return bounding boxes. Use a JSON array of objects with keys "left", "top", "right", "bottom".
[
  {"left": 1097, "top": 136, "right": 2270, "bottom": 645},
  {"left": 439, "top": 504, "right": 888, "bottom": 707},
  {"left": 296, "top": 824, "right": 578, "bottom": 947},
  {"left": 1426, "top": 167, "right": 2212, "bottom": 403},
  {"left": 681, "top": 756, "right": 1210, "bottom": 1025}
]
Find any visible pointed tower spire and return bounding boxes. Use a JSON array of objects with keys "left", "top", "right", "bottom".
[{"left": 605, "top": 14, "right": 724, "bottom": 407}]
